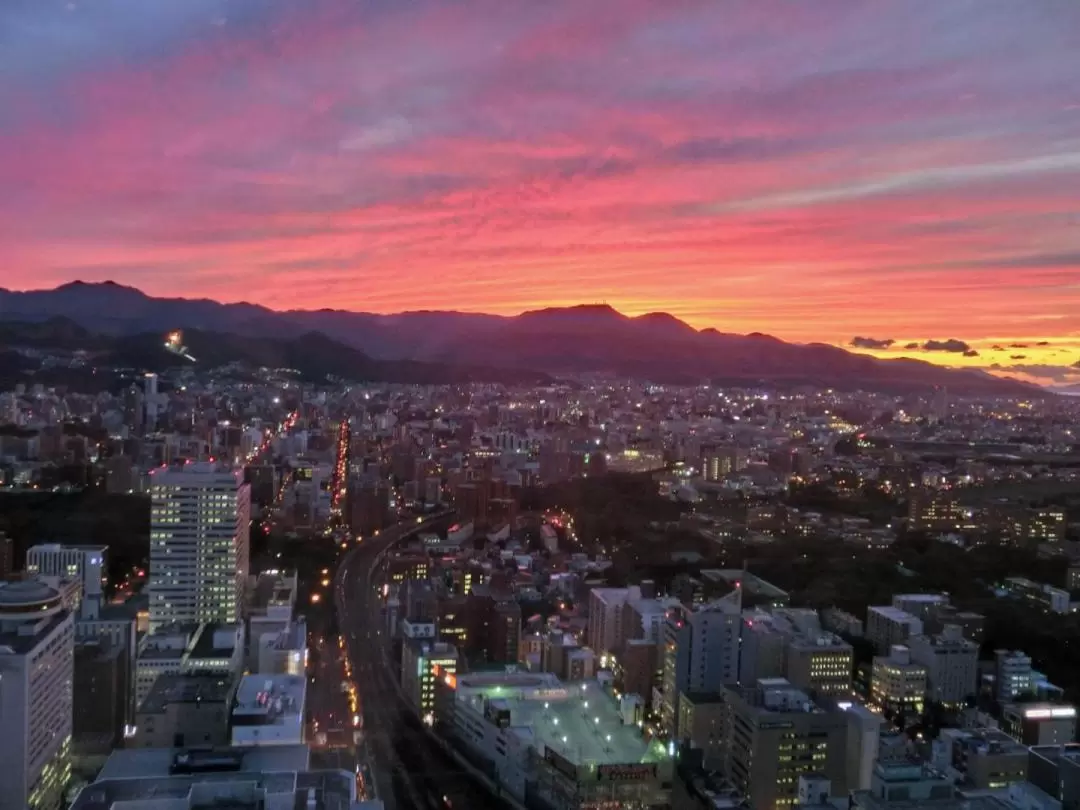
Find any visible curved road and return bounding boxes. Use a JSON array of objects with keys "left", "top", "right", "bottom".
[{"left": 334, "top": 518, "right": 509, "bottom": 810}]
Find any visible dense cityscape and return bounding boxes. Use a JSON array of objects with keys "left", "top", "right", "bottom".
[
  {"left": 4, "top": 2, "right": 1079, "bottom": 810},
  {"left": 1, "top": 338, "right": 1079, "bottom": 810}
]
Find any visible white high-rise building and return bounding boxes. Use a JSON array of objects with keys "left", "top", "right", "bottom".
[
  {"left": 0, "top": 580, "right": 75, "bottom": 810},
  {"left": 148, "top": 464, "right": 250, "bottom": 632},
  {"left": 25, "top": 544, "right": 107, "bottom": 618},
  {"left": 660, "top": 592, "right": 742, "bottom": 738},
  {"left": 909, "top": 624, "right": 978, "bottom": 707}
]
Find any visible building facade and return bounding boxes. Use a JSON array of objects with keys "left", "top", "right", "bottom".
[
  {"left": 660, "top": 597, "right": 741, "bottom": 738},
  {"left": 0, "top": 580, "right": 75, "bottom": 810},
  {"left": 148, "top": 464, "right": 251, "bottom": 631},
  {"left": 908, "top": 625, "right": 978, "bottom": 707},
  {"left": 25, "top": 544, "right": 107, "bottom": 617},
  {"left": 870, "top": 645, "right": 927, "bottom": 716},
  {"left": 866, "top": 606, "right": 923, "bottom": 654}
]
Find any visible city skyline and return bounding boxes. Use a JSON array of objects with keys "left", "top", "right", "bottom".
[{"left": 3, "top": 1, "right": 1079, "bottom": 386}]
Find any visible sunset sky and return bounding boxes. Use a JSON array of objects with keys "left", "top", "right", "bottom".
[{"left": 2, "top": 1, "right": 1079, "bottom": 386}]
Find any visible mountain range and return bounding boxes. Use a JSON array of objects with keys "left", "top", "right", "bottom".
[
  {"left": 0, "top": 317, "right": 548, "bottom": 387},
  {"left": 0, "top": 281, "right": 1041, "bottom": 395}
]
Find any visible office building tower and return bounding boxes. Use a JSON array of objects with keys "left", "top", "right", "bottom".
[
  {"left": 934, "top": 728, "right": 1028, "bottom": 790},
  {"left": 148, "top": 463, "right": 250, "bottom": 632},
  {"left": 700, "top": 445, "right": 745, "bottom": 482},
  {"left": 785, "top": 633, "right": 854, "bottom": 697},
  {"left": 75, "top": 606, "right": 139, "bottom": 734},
  {"left": 25, "top": 544, "right": 107, "bottom": 618},
  {"left": 908, "top": 625, "right": 978, "bottom": 708},
  {"left": 740, "top": 609, "right": 853, "bottom": 697},
  {"left": 866, "top": 606, "right": 923, "bottom": 654},
  {"left": 870, "top": 645, "right": 927, "bottom": 716},
  {"left": 1002, "top": 703, "right": 1077, "bottom": 746},
  {"left": 739, "top": 613, "right": 788, "bottom": 685},
  {"left": 401, "top": 639, "right": 458, "bottom": 720},
  {"left": 490, "top": 600, "right": 522, "bottom": 665},
  {"left": 676, "top": 691, "right": 728, "bottom": 771},
  {"left": 722, "top": 678, "right": 878, "bottom": 810},
  {"left": 1023, "top": 745, "right": 1080, "bottom": 808},
  {"left": 0, "top": 580, "right": 75, "bottom": 810},
  {"left": 73, "top": 638, "right": 128, "bottom": 753},
  {"left": 143, "top": 373, "right": 159, "bottom": 429},
  {"left": 123, "top": 385, "right": 144, "bottom": 435},
  {"left": 587, "top": 586, "right": 641, "bottom": 657},
  {"left": 133, "top": 673, "right": 237, "bottom": 749},
  {"left": 660, "top": 595, "right": 741, "bottom": 738},
  {"left": 994, "top": 649, "right": 1034, "bottom": 705}
]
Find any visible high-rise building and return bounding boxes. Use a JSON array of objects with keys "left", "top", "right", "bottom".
[
  {"left": 123, "top": 385, "right": 144, "bottom": 436},
  {"left": 866, "top": 606, "right": 923, "bottom": 654},
  {"left": 677, "top": 691, "right": 728, "bottom": 771},
  {"left": 0, "top": 580, "right": 75, "bottom": 810},
  {"left": 722, "top": 678, "right": 879, "bottom": 810},
  {"left": 739, "top": 613, "right": 788, "bottom": 686},
  {"left": 490, "top": 600, "right": 522, "bottom": 665},
  {"left": 75, "top": 606, "right": 139, "bottom": 734},
  {"left": 908, "top": 625, "right": 978, "bottom": 708},
  {"left": 870, "top": 645, "right": 927, "bottom": 716},
  {"left": 148, "top": 464, "right": 250, "bottom": 632},
  {"left": 133, "top": 672, "right": 237, "bottom": 749},
  {"left": 784, "top": 634, "right": 854, "bottom": 697},
  {"left": 73, "top": 638, "right": 128, "bottom": 753},
  {"left": 740, "top": 609, "right": 853, "bottom": 697},
  {"left": 25, "top": 544, "right": 107, "bottom": 618},
  {"left": 143, "top": 373, "right": 160, "bottom": 429},
  {"left": 994, "top": 649, "right": 1034, "bottom": 705},
  {"left": 401, "top": 639, "right": 458, "bottom": 720},
  {"left": 907, "top": 490, "right": 974, "bottom": 534},
  {"left": 660, "top": 595, "right": 741, "bottom": 738},
  {"left": 587, "top": 586, "right": 641, "bottom": 657},
  {"left": 700, "top": 445, "right": 745, "bottom": 482}
]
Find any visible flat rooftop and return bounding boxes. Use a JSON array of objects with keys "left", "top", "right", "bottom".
[
  {"left": 231, "top": 674, "right": 306, "bottom": 743},
  {"left": 869, "top": 605, "right": 921, "bottom": 622},
  {"left": 189, "top": 622, "right": 241, "bottom": 661},
  {"left": 730, "top": 678, "right": 826, "bottom": 714},
  {"left": 893, "top": 593, "right": 948, "bottom": 603},
  {"left": 96, "top": 744, "right": 311, "bottom": 781},
  {"left": 139, "top": 672, "right": 235, "bottom": 715},
  {"left": 251, "top": 572, "right": 297, "bottom": 611},
  {"left": 73, "top": 764, "right": 348, "bottom": 810},
  {"left": 0, "top": 611, "right": 70, "bottom": 655},
  {"left": 456, "top": 676, "right": 668, "bottom": 770},
  {"left": 954, "top": 729, "right": 1027, "bottom": 755}
]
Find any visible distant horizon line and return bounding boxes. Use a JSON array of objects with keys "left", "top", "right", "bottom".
[{"left": 2, "top": 279, "right": 748, "bottom": 328}]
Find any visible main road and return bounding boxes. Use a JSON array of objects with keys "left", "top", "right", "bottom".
[{"left": 334, "top": 517, "right": 510, "bottom": 810}]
